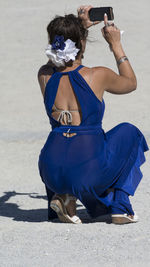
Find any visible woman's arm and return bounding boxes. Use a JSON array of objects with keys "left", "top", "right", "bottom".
[
  {"left": 38, "top": 73, "right": 45, "bottom": 97},
  {"left": 38, "top": 61, "right": 54, "bottom": 97},
  {"left": 78, "top": 7, "right": 137, "bottom": 95},
  {"left": 100, "top": 14, "right": 137, "bottom": 94}
]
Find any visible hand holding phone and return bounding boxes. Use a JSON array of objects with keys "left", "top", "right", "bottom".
[{"left": 77, "top": 5, "right": 102, "bottom": 28}]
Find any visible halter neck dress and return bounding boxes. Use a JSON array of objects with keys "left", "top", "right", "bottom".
[{"left": 38, "top": 65, "right": 149, "bottom": 219}]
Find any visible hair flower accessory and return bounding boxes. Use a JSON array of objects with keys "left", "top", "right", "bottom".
[
  {"left": 45, "top": 35, "right": 80, "bottom": 67},
  {"left": 52, "top": 35, "right": 66, "bottom": 51}
]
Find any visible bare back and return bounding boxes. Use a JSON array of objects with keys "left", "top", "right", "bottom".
[{"left": 38, "top": 64, "right": 105, "bottom": 126}]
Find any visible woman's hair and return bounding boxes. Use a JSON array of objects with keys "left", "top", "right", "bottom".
[{"left": 47, "top": 14, "right": 88, "bottom": 54}]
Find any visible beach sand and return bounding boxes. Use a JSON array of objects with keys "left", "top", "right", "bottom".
[{"left": 0, "top": 0, "right": 150, "bottom": 266}]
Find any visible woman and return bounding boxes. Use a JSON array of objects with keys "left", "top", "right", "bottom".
[{"left": 38, "top": 5, "right": 149, "bottom": 224}]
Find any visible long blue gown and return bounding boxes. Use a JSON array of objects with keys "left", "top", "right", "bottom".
[{"left": 38, "top": 65, "right": 149, "bottom": 219}]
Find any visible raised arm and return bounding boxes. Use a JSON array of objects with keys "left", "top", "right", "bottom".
[
  {"left": 100, "top": 14, "right": 137, "bottom": 94},
  {"left": 78, "top": 6, "right": 137, "bottom": 95}
]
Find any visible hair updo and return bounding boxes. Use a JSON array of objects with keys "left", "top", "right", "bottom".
[{"left": 47, "top": 14, "right": 88, "bottom": 55}]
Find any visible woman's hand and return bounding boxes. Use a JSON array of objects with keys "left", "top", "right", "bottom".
[
  {"left": 77, "top": 5, "right": 101, "bottom": 29},
  {"left": 101, "top": 14, "right": 121, "bottom": 50}
]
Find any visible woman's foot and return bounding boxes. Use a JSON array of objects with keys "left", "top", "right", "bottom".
[
  {"left": 58, "top": 194, "right": 76, "bottom": 217},
  {"left": 111, "top": 213, "right": 138, "bottom": 224},
  {"left": 50, "top": 194, "right": 82, "bottom": 224}
]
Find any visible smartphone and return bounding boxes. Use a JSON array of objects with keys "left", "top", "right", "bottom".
[{"left": 89, "top": 7, "right": 114, "bottom": 21}]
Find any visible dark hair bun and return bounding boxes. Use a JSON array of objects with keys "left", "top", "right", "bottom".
[{"left": 47, "top": 14, "right": 88, "bottom": 54}]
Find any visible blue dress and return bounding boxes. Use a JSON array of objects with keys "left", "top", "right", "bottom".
[{"left": 38, "top": 65, "right": 149, "bottom": 219}]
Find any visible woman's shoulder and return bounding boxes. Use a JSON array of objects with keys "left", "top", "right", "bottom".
[
  {"left": 92, "top": 66, "right": 111, "bottom": 73},
  {"left": 38, "top": 61, "right": 55, "bottom": 75},
  {"left": 83, "top": 65, "right": 110, "bottom": 73},
  {"left": 38, "top": 61, "right": 55, "bottom": 96},
  {"left": 81, "top": 65, "right": 110, "bottom": 81}
]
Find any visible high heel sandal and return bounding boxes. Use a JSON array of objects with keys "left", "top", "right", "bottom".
[{"left": 50, "top": 194, "right": 82, "bottom": 224}]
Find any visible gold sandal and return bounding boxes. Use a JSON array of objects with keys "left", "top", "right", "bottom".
[{"left": 50, "top": 194, "right": 82, "bottom": 224}]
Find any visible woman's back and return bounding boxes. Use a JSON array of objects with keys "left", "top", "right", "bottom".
[
  {"left": 39, "top": 64, "right": 105, "bottom": 126},
  {"left": 42, "top": 64, "right": 105, "bottom": 130}
]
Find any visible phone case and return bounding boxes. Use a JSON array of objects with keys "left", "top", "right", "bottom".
[{"left": 89, "top": 7, "right": 114, "bottom": 21}]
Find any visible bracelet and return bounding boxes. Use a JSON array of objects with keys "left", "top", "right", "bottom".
[{"left": 117, "top": 56, "right": 128, "bottom": 66}]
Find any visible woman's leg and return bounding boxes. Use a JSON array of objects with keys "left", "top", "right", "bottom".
[
  {"left": 110, "top": 188, "right": 134, "bottom": 215},
  {"left": 45, "top": 186, "right": 58, "bottom": 220}
]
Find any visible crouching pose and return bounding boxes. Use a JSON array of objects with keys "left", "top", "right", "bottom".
[{"left": 38, "top": 6, "right": 149, "bottom": 224}]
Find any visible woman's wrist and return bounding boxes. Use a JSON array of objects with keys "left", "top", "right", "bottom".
[
  {"left": 82, "top": 20, "right": 90, "bottom": 29},
  {"left": 111, "top": 42, "right": 126, "bottom": 61},
  {"left": 81, "top": 19, "right": 95, "bottom": 29},
  {"left": 111, "top": 42, "right": 122, "bottom": 52}
]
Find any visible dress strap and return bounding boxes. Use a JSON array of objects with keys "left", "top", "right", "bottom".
[
  {"left": 75, "top": 65, "right": 84, "bottom": 72},
  {"left": 52, "top": 65, "right": 84, "bottom": 74}
]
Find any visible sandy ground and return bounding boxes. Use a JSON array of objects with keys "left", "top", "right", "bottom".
[{"left": 0, "top": 0, "right": 150, "bottom": 266}]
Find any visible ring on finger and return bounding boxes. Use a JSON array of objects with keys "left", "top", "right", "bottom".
[
  {"left": 79, "top": 9, "right": 85, "bottom": 15},
  {"left": 105, "top": 22, "right": 114, "bottom": 27},
  {"left": 105, "top": 23, "right": 111, "bottom": 27}
]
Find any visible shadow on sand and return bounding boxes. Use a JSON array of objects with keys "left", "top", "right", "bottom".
[{"left": 0, "top": 191, "right": 111, "bottom": 224}]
